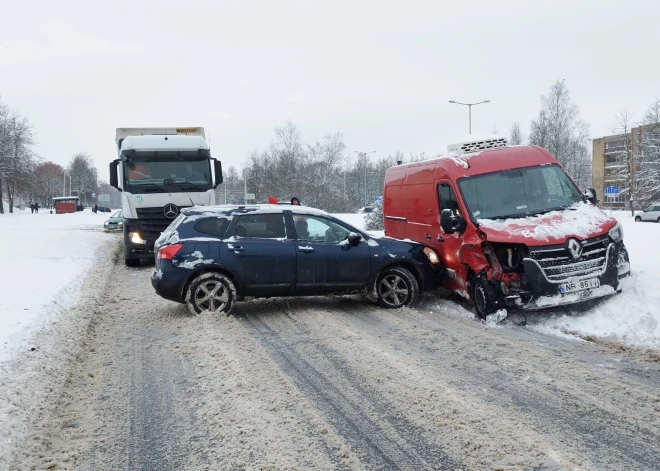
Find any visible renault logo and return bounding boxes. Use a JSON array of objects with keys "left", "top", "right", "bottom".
[
  {"left": 164, "top": 204, "right": 179, "bottom": 219},
  {"left": 567, "top": 238, "right": 583, "bottom": 259}
]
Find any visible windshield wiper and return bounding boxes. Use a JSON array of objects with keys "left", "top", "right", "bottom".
[{"left": 129, "top": 182, "right": 164, "bottom": 192}]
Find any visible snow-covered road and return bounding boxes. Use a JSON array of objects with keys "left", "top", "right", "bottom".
[{"left": 10, "top": 246, "right": 660, "bottom": 470}]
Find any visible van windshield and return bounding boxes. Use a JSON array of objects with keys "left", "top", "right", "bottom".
[{"left": 458, "top": 164, "right": 584, "bottom": 220}]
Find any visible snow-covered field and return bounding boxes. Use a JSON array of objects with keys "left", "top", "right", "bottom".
[{"left": 0, "top": 209, "right": 110, "bottom": 362}]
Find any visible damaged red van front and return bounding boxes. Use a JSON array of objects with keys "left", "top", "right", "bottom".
[{"left": 383, "top": 138, "right": 631, "bottom": 318}]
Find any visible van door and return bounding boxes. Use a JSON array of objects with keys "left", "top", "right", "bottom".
[{"left": 437, "top": 181, "right": 468, "bottom": 293}]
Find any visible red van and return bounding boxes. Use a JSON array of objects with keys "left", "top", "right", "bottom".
[{"left": 383, "top": 137, "right": 631, "bottom": 318}]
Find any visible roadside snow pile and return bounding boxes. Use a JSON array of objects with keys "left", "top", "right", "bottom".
[
  {"left": 531, "top": 212, "right": 660, "bottom": 350},
  {"left": 0, "top": 209, "right": 109, "bottom": 361}
]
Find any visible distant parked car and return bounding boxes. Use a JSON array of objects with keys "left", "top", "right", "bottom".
[
  {"left": 635, "top": 204, "right": 660, "bottom": 222},
  {"left": 359, "top": 206, "right": 374, "bottom": 213},
  {"left": 97, "top": 206, "right": 113, "bottom": 213},
  {"left": 152, "top": 205, "right": 444, "bottom": 314},
  {"left": 104, "top": 210, "right": 123, "bottom": 231}
]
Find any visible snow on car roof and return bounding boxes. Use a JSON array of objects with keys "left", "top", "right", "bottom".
[{"left": 182, "top": 204, "right": 330, "bottom": 217}]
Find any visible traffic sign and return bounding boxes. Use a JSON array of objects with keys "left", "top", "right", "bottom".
[
  {"left": 245, "top": 193, "right": 255, "bottom": 200},
  {"left": 92, "top": 192, "right": 96, "bottom": 198},
  {"left": 604, "top": 186, "right": 619, "bottom": 195}
]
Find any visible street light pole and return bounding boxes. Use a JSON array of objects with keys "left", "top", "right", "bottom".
[
  {"left": 448, "top": 100, "right": 491, "bottom": 134},
  {"left": 354, "top": 151, "right": 376, "bottom": 207}
]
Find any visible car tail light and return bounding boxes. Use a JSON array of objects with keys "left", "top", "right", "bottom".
[{"left": 157, "top": 243, "right": 183, "bottom": 260}]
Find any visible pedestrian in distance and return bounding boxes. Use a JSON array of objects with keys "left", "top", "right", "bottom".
[
  {"left": 30, "top": 203, "right": 34, "bottom": 214},
  {"left": 291, "top": 195, "right": 301, "bottom": 206},
  {"left": 34, "top": 203, "right": 39, "bottom": 213}
]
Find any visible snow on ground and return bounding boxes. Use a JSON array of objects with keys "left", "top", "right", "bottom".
[
  {"left": 529, "top": 211, "right": 660, "bottom": 350},
  {"left": 0, "top": 209, "right": 110, "bottom": 362}
]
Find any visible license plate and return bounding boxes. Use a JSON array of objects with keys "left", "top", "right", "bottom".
[{"left": 560, "top": 278, "right": 600, "bottom": 294}]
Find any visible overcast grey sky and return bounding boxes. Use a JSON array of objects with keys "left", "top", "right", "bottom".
[{"left": 1, "top": 0, "right": 659, "bottom": 181}]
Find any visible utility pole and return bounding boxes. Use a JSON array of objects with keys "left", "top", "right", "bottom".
[
  {"left": 449, "top": 100, "right": 491, "bottom": 134},
  {"left": 354, "top": 150, "right": 376, "bottom": 207},
  {"left": 243, "top": 168, "right": 248, "bottom": 204}
]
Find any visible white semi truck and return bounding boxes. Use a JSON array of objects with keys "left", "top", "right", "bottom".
[{"left": 110, "top": 127, "right": 223, "bottom": 266}]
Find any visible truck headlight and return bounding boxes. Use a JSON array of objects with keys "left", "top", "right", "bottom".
[
  {"left": 129, "top": 231, "right": 147, "bottom": 245},
  {"left": 423, "top": 247, "right": 440, "bottom": 264},
  {"left": 608, "top": 223, "right": 623, "bottom": 243}
]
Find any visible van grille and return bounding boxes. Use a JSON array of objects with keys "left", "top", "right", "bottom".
[
  {"left": 528, "top": 235, "right": 611, "bottom": 282},
  {"left": 136, "top": 206, "right": 190, "bottom": 236}
]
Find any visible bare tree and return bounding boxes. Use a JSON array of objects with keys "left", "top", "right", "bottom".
[
  {"left": 33, "top": 161, "right": 65, "bottom": 208},
  {"left": 610, "top": 111, "right": 636, "bottom": 215},
  {"left": 529, "top": 80, "right": 592, "bottom": 190},
  {"left": 0, "top": 104, "right": 35, "bottom": 213},
  {"left": 509, "top": 122, "right": 524, "bottom": 145},
  {"left": 68, "top": 152, "right": 98, "bottom": 206},
  {"left": 637, "top": 99, "right": 660, "bottom": 207}
]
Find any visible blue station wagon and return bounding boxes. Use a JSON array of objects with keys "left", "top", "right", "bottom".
[{"left": 151, "top": 205, "right": 444, "bottom": 314}]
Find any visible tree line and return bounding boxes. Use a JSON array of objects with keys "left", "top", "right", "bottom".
[{"left": 0, "top": 96, "right": 106, "bottom": 213}]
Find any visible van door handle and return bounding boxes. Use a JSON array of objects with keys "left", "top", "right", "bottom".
[
  {"left": 437, "top": 236, "right": 445, "bottom": 242},
  {"left": 425, "top": 234, "right": 432, "bottom": 240},
  {"left": 299, "top": 247, "right": 315, "bottom": 253},
  {"left": 229, "top": 246, "right": 245, "bottom": 252}
]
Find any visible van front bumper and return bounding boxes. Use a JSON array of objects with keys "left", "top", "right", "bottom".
[{"left": 505, "top": 242, "right": 629, "bottom": 311}]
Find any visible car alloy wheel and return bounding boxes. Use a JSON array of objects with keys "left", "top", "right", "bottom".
[
  {"left": 376, "top": 267, "right": 419, "bottom": 308},
  {"left": 186, "top": 272, "right": 236, "bottom": 315}
]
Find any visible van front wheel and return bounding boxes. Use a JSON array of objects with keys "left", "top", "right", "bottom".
[{"left": 471, "top": 275, "right": 498, "bottom": 320}]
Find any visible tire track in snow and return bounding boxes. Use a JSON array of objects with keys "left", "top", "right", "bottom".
[{"left": 240, "top": 310, "right": 462, "bottom": 471}]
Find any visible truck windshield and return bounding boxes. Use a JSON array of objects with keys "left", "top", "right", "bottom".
[
  {"left": 123, "top": 152, "right": 211, "bottom": 192},
  {"left": 458, "top": 164, "right": 584, "bottom": 220}
]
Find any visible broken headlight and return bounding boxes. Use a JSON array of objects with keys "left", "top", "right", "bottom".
[{"left": 608, "top": 222, "right": 623, "bottom": 243}]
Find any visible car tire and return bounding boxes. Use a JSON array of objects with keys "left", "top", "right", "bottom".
[
  {"left": 657, "top": 217, "right": 660, "bottom": 223},
  {"left": 186, "top": 271, "right": 236, "bottom": 315},
  {"left": 471, "top": 274, "right": 498, "bottom": 320},
  {"left": 635, "top": 216, "right": 641, "bottom": 222},
  {"left": 375, "top": 267, "right": 419, "bottom": 308},
  {"left": 125, "top": 258, "right": 141, "bottom": 267}
]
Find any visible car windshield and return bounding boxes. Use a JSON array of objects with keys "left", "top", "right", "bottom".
[
  {"left": 123, "top": 151, "right": 211, "bottom": 192},
  {"left": 458, "top": 164, "right": 584, "bottom": 220},
  {"left": 111, "top": 210, "right": 122, "bottom": 218}
]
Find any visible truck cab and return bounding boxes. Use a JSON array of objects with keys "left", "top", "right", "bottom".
[
  {"left": 110, "top": 127, "right": 223, "bottom": 266},
  {"left": 383, "top": 137, "right": 631, "bottom": 318}
]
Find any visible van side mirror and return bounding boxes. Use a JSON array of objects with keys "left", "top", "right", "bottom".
[
  {"left": 212, "top": 159, "right": 223, "bottom": 188},
  {"left": 440, "top": 209, "right": 465, "bottom": 234},
  {"left": 109, "top": 160, "right": 120, "bottom": 191},
  {"left": 584, "top": 187, "right": 598, "bottom": 206},
  {"left": 348, "top": 232, "right": 362, "bottom": 246}
]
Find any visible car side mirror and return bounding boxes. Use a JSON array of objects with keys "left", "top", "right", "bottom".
[
  {"left": 348, "top": 232, "right": 362, "bottom": 246},
  {"left": 440, "top": 209, "right": 465, "bottom": 234},
  {"left": 584, "top": 187, "right": 598, "bottom": 206}
]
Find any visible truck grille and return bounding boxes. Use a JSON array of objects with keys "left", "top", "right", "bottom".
[
  {"left": 529, "top": 235, "right": 611, "bottom": 282},
  {"left": 136, "top": 206, "right": 190, "bottom": 235}
]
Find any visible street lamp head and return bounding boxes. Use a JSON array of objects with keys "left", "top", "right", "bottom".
[
  {"left": 484, "top": 100, "right": 491, "bottom": 103},
  {"left": 448, "top": 100, "right": 456, "bottom": 103}
]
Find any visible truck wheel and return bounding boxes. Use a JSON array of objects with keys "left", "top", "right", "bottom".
[
  {"left": 471, "top": 275, "right": 498, "bottom": 320},
  {"left": 125, "top": 258, "right": 141, "bottom": 267},
  {"left": 186, "top": 272, "right": 236, "bottom": 315},
  {"left": 376, "top": 267, "right": 419, "bottom": 308},
  {"left": 634, "top": 216, "right": 641, "bottom": 222}
]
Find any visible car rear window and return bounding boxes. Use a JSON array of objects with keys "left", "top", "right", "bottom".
[
  {"left": 235, "top": 214, "right": 286, "bottom": 239},
  {"left": 194, "top": 217, "right": 231, "bottom": 238}
]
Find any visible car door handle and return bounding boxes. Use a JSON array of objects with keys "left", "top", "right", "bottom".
[
  {"left": 228, "top": 246, "right": 245, "bottom": 252},
  {"left": 299, "top": 247, "right": 315, "bottom": 253}
]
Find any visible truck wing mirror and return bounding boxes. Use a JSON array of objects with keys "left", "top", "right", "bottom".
[
  {"left": 440, "top": 209, "right": 465, "bottom": 234},
  {"left": 109, "top": 160, "right": 120, "bottom": 191},
  {"left": 584, "top": 187, "right": 598, "bottom": 206},
  {"left": 212, "top": 159, "right": 223, "bottom": 188}
]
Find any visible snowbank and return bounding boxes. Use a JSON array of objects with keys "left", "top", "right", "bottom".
[
  {"left": 0, "top": 209, "right": 110, "bottom": 361},
  {"left": 531, "top": 211, "right": 660, "bottom": 350}
]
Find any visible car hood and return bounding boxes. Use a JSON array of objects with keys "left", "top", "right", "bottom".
[{"left": 476, "top": 203, "right": 617, "bottom": 246}]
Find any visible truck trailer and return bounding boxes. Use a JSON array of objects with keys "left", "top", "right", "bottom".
[{"left": 110, "top": 127, "right": 223, "bottom": 266}]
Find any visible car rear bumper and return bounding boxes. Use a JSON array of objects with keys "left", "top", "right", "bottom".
[{"left": 151, "top": 276, "right": 183, "bottom": 302}]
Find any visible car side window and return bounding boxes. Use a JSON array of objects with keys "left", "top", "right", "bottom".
[
  {"left": 438, "top": 183, "right": 460, "bottom": 214},
  {"left": 235, "top": 213, "right": 286, "bottom": 239},
  {"left": 194, "top": 217, "right": 231, "bottom": 238},
  {"left": 295, "top": 215, "right": 351, "bottom": 243}
]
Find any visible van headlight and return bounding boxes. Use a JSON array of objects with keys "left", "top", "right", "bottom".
[
  {"left": 608, "top": 223, "right": 623, "bottom": 243},
  {"left": 129, "top": 231, "right": 147, "bottom": 245},
  {"left": 423, "top": 247, "right": 440, "bottom": 264}
]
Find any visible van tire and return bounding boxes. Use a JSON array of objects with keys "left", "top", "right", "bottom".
[
  {"left": 471, "top": 274, "right": 498, "bottom": 320},
  {"left": 186, "top": 272, "right": 236, "bottom": 315},
  {"left": 376, "top": 267, "right": 419, "bottom": 308}
]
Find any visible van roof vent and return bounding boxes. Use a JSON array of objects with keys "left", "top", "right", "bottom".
[{"left": 447, "top": 136, "right": 508, "bottom": 154}]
